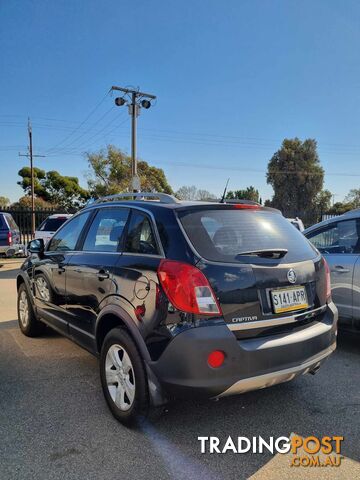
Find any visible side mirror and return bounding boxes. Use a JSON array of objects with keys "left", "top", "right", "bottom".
[{"left": 27, "top": 238, "right": 45, "bottom": 255}]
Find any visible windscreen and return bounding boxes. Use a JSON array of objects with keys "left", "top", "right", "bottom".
[
  {"left": 178, "top": 208, "right": 317, "bottom": 263},
  {"left": 39, "top": 217, "right": 69, "bottom": 232}
]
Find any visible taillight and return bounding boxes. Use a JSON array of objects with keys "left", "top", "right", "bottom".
[
  {"left": 7, "top": 231, "right": 12, "bottom": 246},
  {"left": 157, "top": 260, "right": 222, "bottom": 316},
  {"left": 323, "top": 258, "right": 332, "bottom": 301}
]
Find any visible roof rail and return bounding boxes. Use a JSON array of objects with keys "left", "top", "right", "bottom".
[{"left": 93, "top": 192, "right": 180, "bottom": 205}]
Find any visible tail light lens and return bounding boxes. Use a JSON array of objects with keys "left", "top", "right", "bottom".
[
  {"left": 7, "top": 231, "right": 12, "bottom": 246},
  {"left": 323, "top": 257, "right": 332, "bottom": 301},
  {"left": 157, "top": 260, "right": 222, "bottom": 316}
]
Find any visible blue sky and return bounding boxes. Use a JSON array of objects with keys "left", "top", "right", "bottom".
[{"left": 1, "top": 0, "right": 359, "bottom": 202}]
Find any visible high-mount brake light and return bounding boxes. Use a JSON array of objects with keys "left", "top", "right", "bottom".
[
  {"left": 157, "top": 260, "right": 222, "bottom": 315},
  {"left": 323, "top": 257, "right": 332, "bottom": 301},
  {"left": 232, "top": 204, "right": 260, "bottom": 209}
]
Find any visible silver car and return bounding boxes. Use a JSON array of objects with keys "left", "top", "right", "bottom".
[{"left": 304, "top": 208, "right": 360, "bottom": 331}]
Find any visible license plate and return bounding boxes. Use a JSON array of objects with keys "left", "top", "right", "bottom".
[{"left": 271, "top": 286, "right": 308, "bottom": 314}]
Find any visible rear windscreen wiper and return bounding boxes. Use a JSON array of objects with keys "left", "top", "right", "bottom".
[{"left": 236, "top": 248, "right": 288, "bottom": 259}]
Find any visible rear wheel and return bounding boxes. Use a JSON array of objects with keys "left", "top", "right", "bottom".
[
  {"left": 17, "top": 283, "right": 46, "bottom": 337},
  {"left": 100, "top": 328, "right": 150, "bottom": 426}
]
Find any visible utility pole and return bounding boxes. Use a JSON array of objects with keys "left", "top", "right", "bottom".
[
  {"left": 111, "top": 86, "right": 156, "bottom": 192},
  {"left": 19, "top": 118, "right": 45, "bottom": 238}
]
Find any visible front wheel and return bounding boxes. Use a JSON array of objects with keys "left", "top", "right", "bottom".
[{"left": 100, "top": 328, "right": 150, "bottom": 426}]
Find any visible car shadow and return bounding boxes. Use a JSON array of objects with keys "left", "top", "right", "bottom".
[
  {"left": 0, "top": 268, "right": 20, "bottom": 280},
  {"left": 337, "top": 329, "right": 359, "bottom": 354}
]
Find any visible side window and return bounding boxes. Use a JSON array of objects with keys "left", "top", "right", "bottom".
[
  {"left": 83, "top": 208, "right": 129, "bottom": 252},
  {"left": 48, "top": 212, "right": 90, "bottom": 252},
  {"left": 125, "top": 211, "right": 159, "bottom": 255},
  {"left": 307, "top": 219, "right": 359, "bottom": 254}
]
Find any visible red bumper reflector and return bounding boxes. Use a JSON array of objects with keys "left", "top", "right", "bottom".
[{"left": 208, "top": 350, "right": 225, "bottom": 368}]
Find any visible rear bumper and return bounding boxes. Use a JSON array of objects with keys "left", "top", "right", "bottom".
[
  {"left": 217, "top": 341, "right": 335, "bottom": 397},
  {"left": 150, "top": 302, "right": 338, "bottom": 399}
]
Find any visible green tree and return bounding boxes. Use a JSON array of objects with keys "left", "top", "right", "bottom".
[
  {"left": 86, "top": 145, "right": 173, "bottom": 197},
  {"left": 17, "top": 166, "right": 47, "bottom": 198},
  {"left": 344, "top": 188, "right": 360, "bottom": 208},
  {"left": 0, "top": 196, "right": 10, "bottom": 206},
  {"left": 226, "top": 186, "right": 260, "bottom": 203},
  {"left": 328, "top": 201, "right": 355, "bottom": 216},
  {"left": 175, "top": 185, "right": 216, "bottom": 201},
  {"left": 11, "top": 196, "right": 54, "bottom": 209},
  {"left": 314, "top": 189, "right": 332, "bottom": 212},
  {"left": 266, "top": 138, "right": 325, "bottom": 224},
  {"left": 18, "top": 167, "right": 89, "bottom": 209}
]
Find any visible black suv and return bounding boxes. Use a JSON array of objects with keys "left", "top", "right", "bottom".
[{"left": 17, "top": 193, "right": 338, "bottom": 425}]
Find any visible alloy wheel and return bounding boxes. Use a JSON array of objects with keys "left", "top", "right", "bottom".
[
  {"left": 105, "top": 344, "right": 136, "bottom": 411},
  {"left": 18, "top": 290, "right": 29, "bottom": 327}
]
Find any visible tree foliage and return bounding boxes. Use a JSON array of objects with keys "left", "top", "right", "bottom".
[
  {"left": 266, "top": 138, "right": 326, "bottom": 223},
  {"left": 314, "top": 189, "right": 332, "bottom": 213},
  {"left": 18, "top": 167, "right": 89, "bottom": 209},
  {"left": 0, "top": 196, "right": 10, "bottom": 206},
  {"left": 85, "top": 145, "right": 173, "bottom": 197},
  {"left": 11, "top": 196, "right": 54, "bottom": 209},
  {"left": 344, "top": 188, "right": 360, "bottom": 208},
  {"left": 328, "top": 201, "right": 355, "bottom": 216},
  {"left": 175, "top": 185, "right": 216, "bottom": 201},
  {"left": 226, "top": 186, "right": 260, "bottom": 203}
]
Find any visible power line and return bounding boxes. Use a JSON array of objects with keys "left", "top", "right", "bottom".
[
  {"left": 45, "top": 90, "right": 111, "bottom": 153},
  {"left": 45, "top": 116, "right": 130, "bottom": 156}
]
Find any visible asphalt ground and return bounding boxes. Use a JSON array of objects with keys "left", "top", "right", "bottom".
[{"left": 0, "top": 260, "right": 359, "bottom": 479}]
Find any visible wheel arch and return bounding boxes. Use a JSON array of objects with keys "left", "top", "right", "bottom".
[{"left": 95, "top": 306, "right": 151, "bottom": 363}]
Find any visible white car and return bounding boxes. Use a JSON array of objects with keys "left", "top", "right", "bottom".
[
  {"left": 35, "top": 214, "right": 72, "bottom": 245},
  {"left": 287, "top": 217, "right": 305, "bottom": 232}
]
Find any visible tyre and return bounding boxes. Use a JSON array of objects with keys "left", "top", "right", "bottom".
[
  {"left": 17, "top": 283, "right": 46, "bottom": 337},
  {"left": 100, "top": 327, "right": 150, "bottom": 426}
]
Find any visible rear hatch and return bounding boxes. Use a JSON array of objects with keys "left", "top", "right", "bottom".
[
  {"left": 0, "top": 214, "right": 8, "bottom": 247},
  {"left": 0, "top": 213, "right": 21, "bottom": 247},
  {"left": 177, "top": 205, "right": 327, "bottom": 338}
]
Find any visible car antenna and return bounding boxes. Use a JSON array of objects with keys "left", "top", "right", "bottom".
[{"left": 220, "top": 178, "right": 230, "bottom": 203}]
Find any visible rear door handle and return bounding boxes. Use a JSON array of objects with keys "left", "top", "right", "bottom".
[
  {"left": 58, "top": 266, "right": 66, "bottom": 274},
  {"left": 331, "top": 266, "right": 350, "bottom": 273},
  {"left": 97, "top": 270, "right": 110, "bottom": 280}
]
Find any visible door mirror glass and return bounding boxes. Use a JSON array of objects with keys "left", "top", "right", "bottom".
[{"left": 28, "top": 238, "right": 44, "bottom": 254}]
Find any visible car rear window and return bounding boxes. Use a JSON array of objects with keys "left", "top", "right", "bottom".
[
  {"left": 38, "top": 217, "right": 69, "bottom": 232},
  {"left": 5, "top": 214, "right": 19, "bottom": 230},
  {"left": 0, "top": 214, "right": 6, "bottom": 229},
  {"left": 178, "top": 207, "right": 317, "bottom": 263}
]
